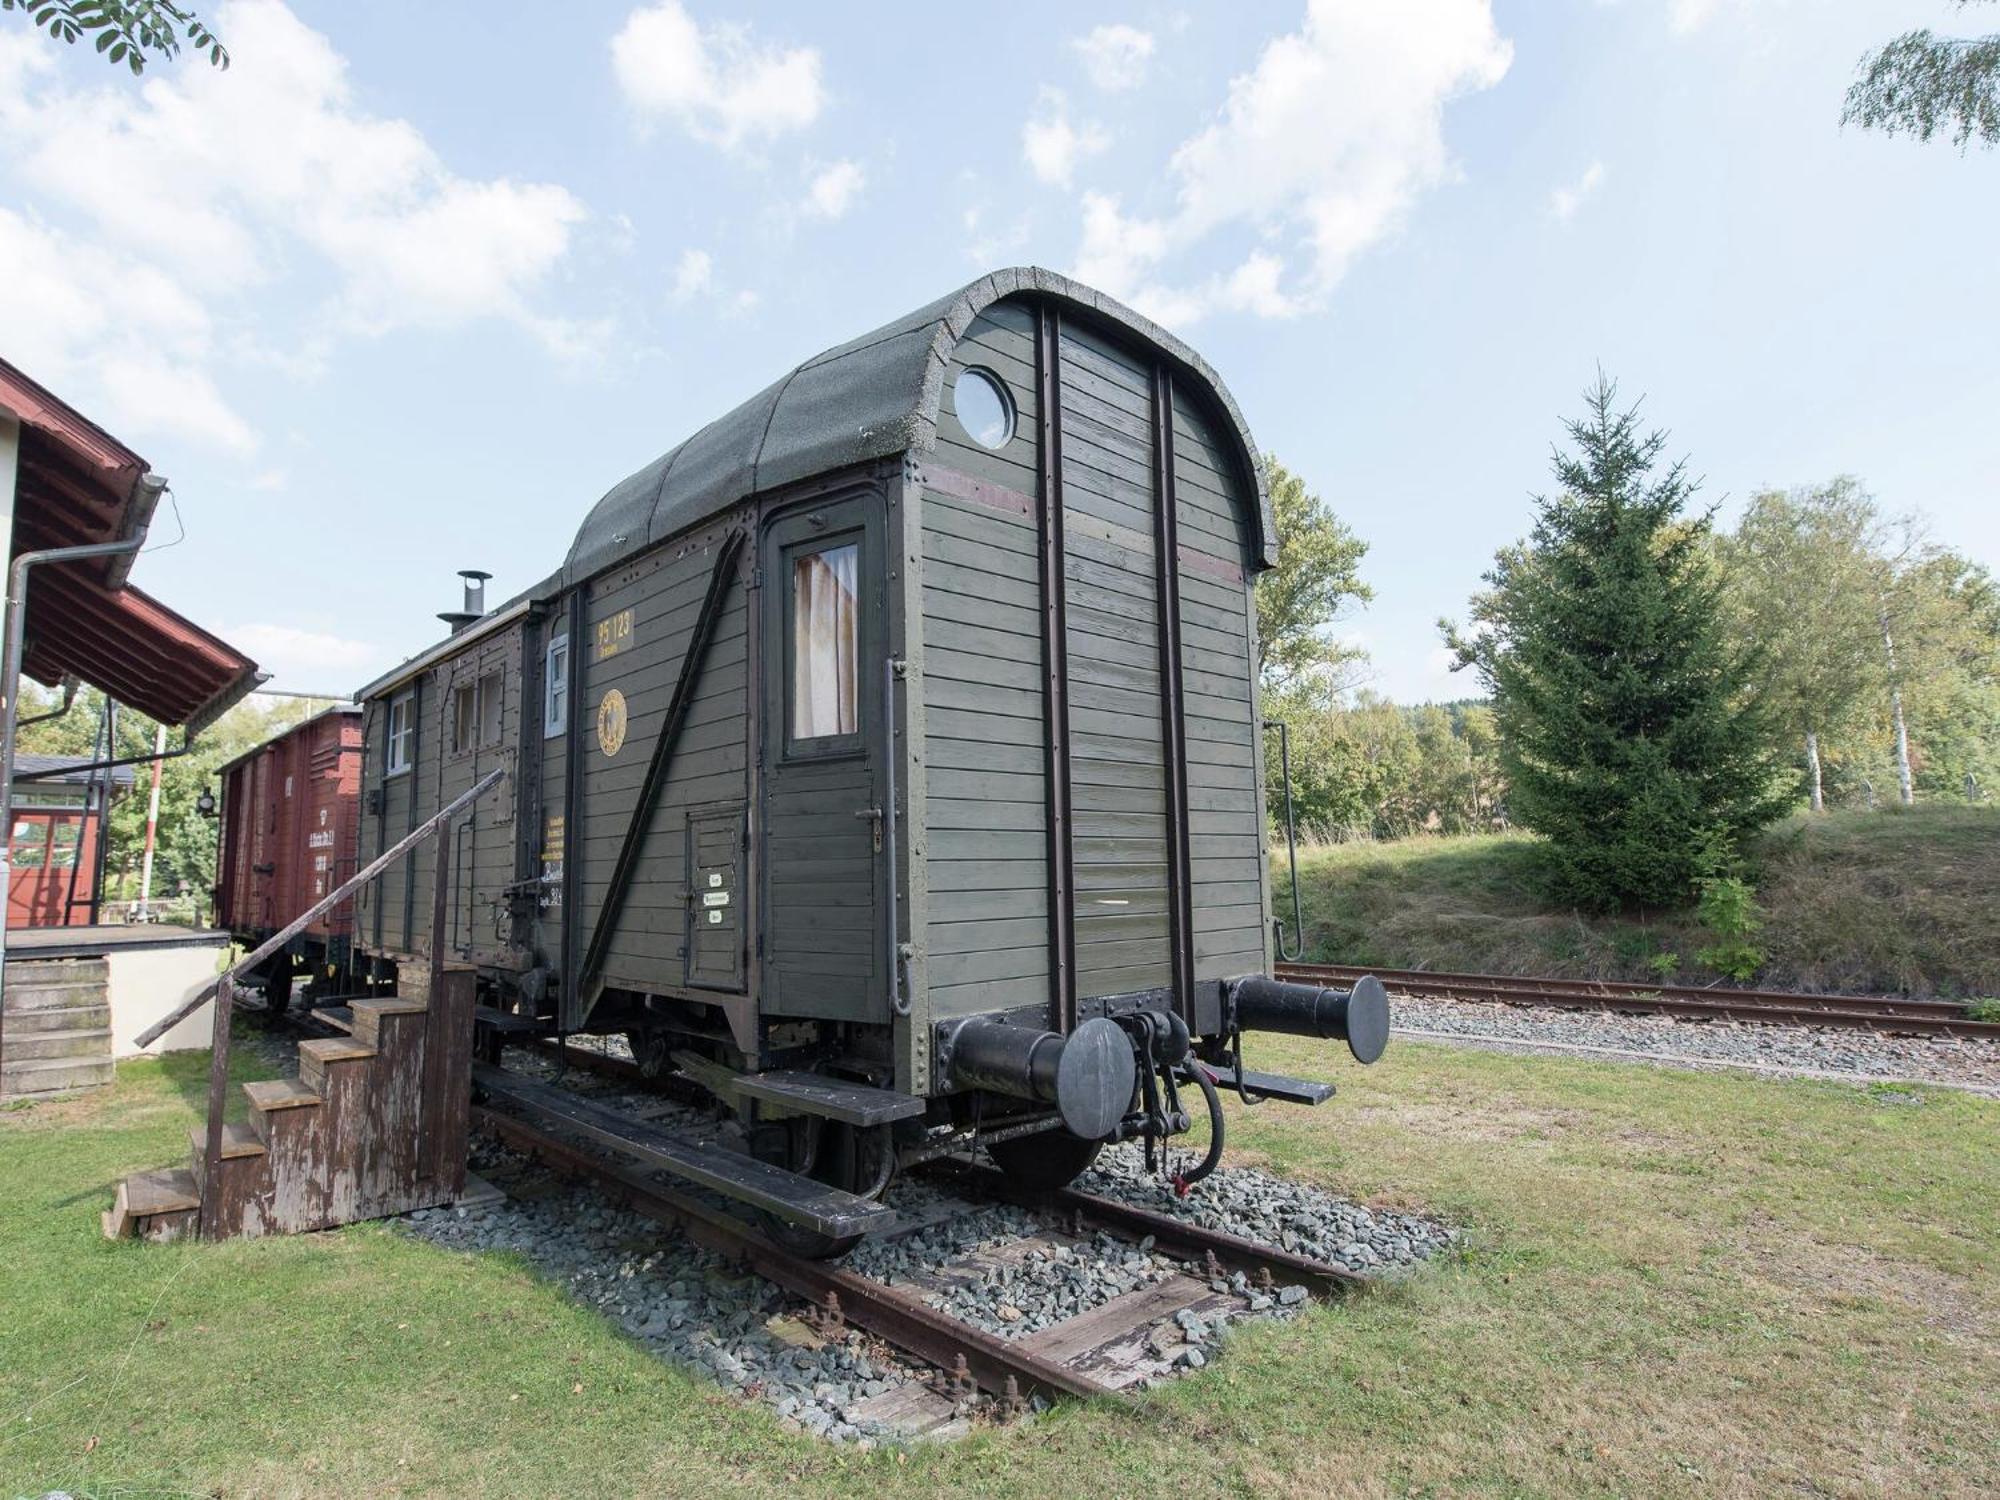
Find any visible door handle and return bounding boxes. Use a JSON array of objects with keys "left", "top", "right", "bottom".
[{"left": 853, "top": 805, "right": 883, "bottom": 853}]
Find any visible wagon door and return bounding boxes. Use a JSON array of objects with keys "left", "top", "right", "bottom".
[{"left": 759, "top": 494, "right": 888, "bottom": 1021}]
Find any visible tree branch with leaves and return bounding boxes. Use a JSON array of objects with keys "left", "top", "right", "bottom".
[
  {"left": 1843, "top": 1, "right": 1998, "bottom": 149},
  {"left": 1254, "top": 456, "right": 1373, "bottom": 700},
  {"left": 2, "top": 0, "right": 226, "bottom": 75}
]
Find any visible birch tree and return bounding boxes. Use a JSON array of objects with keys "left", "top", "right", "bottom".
[{"left": 1718, "top": 482, "right": 1886, "bottom": 811}]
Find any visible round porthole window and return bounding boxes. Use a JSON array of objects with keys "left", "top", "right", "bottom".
[{"left": 954, "top": 366, "right": 1015, "bottom": 450}]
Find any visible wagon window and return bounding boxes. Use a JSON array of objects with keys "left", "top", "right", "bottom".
[
  {"left": 953, "top": 366, "right": 1015, "bottom": 450},
  {"left": 450, "top": 682, "right": 477, "bottom": 755},
  {"left": 385, "top": 693, "right": 415, "bottom": 776},
  {"left": 477, "top": 670, "right": 504, "bottom": 746},
  {"left": 544, "top": 635, "right": 569, "bottom": 738},
  {"left": 790, "top": 542, "right": 859, "bottom": 744},
  {"left": 49, "top": 819, "right": 80, "bottom": 870}
]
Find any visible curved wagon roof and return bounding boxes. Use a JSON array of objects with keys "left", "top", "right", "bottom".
[{"left": 565, "top": 266, "right": 1276, "bottom": 587}]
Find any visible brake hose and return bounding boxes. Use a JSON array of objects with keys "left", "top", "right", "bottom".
[{"left": 1171, "top": 1063, "right": 1226, "bottom": 1196}]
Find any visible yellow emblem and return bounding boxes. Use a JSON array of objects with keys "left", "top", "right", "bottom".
[{"left": 596, "top": 688, "right": 628, "bottom": 757}]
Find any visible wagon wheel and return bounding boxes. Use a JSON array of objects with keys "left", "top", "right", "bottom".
[
  {"left": 986, "top": 1131, "right": 1103, "bottom": 1192},
  {"left": 756, "top": 1118, "right": 893, "bottom": 1261},
  {"left": 625, "top": 1025, "right": 671, "bottom": 1080},
  {"left": 259, "top": 958, "right": 294, "bottom": 1024}
]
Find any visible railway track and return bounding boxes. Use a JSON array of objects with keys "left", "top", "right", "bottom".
[
  {"left": 257, "top": 1001, "right": 1366, "bottom": 1416},
  {"left": 471, "top": 1086, "right": 1363, "bottom": 1414},
  {"left": 1276, "top": 962, "right": 2000, "bottom": 1039}
]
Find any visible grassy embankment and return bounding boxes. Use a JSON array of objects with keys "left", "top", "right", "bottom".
[
  {"left": 3, "top": 1027, "right": 1996, "bottom": 1497},
  {"left": 1278, "top": 805, "right": 2000, "bottom": 998}
]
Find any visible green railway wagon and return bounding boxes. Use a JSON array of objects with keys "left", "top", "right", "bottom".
[{"left": 350, "top": 267, "right": 1389, "bottom": 1255}]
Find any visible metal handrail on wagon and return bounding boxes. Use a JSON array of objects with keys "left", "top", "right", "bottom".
[{"left": 133, "top": 767, "right": 507, "bottom": 1236}]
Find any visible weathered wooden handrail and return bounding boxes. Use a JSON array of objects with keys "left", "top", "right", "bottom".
[
  {"left": 189, "top": 765, "right": 506, "bottom": 1239},
  {"left": 135, "top": 767, "right": 507, "bottom": 1048}
]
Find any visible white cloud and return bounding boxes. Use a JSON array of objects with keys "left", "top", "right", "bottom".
[
  {"left": 1066, "top": 0, "right": 1512, "bottom": 326},
  {"left": 0, "top": 209, "right": 256, "bottom": 455},
  {"left": 1550, "top": 160, "right": 1606, "bottom": 221},
  {"left": 1072, "top": 23, "right": 1156, "bottom": 91},
  {"left": 803, "top": 159, "right": 866, "bottom": 220},
  {"left": 222, "top": 621, "right": 380, "bottom": 687},
  {"left": 0, "top": 1, "right": 591, "bottom": 452},
  {"left": 1023, "top": 90, "right": 1110, "bottom": 189},
  {"left": 1667, "top": 0, "right": 1733, "bottom": 34},
  {"left": 668, "top": 248, "right": 758, "bottom": 314},
  {"left": 962, "top": 204, "right": 1032, "bottom": 267},
  {"left": 672, "top": 248, "right": 715, "bottom": 301},
  {"left": 611, "top": 1, "right": 824, "bottom": 149}
]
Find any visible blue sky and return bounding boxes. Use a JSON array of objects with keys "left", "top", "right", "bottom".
[{"left": 2, "top": 0, "right": 1993, "bottom": 703}]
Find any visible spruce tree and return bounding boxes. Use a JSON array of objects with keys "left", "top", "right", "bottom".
[{"left": 1444, "top": 375, "right": 1796, "bottom": 909}]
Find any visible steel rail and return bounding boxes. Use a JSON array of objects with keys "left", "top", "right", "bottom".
[
  {"left": 1276, "top": 963, "right": 2000, "bottom": 1038},
  {"left": 470, "top": 1102, "right": 1116, "bottom": 1405},
  {"left": 260, "top": 1010, "right": 1371, "bottom": 1395},
  {"left": 925, "top": 1158, "right": 1366, "bottom": 1300}
]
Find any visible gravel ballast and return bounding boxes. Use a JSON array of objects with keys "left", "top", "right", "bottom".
[
  {"left": 398, "top": 1124, "right": 1455, "bottom": 1438},
  {"left": 1392, "top": 994, "right": 2000, "bottom": 1090},
  {"left": 1078, "top": 1143, "right": 1454, "bottom": 1276}
]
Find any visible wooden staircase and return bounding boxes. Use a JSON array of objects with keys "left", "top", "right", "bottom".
[{"left": 104, "top": 966, "right": 474, "bottom": 1243}]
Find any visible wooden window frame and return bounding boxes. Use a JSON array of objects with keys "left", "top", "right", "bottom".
[
  {"left": 385, "top": 691, "right": 415, "bottom": 778},
  {"left": 781, "top": 532, "right": 865, "bottom": 763},
  {"left": 544, "top": 634, "right": 568, "bottom": 738}
]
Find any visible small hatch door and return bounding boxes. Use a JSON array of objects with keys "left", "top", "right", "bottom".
[{"left": 684, "top": 804, "right": 745, "bottom": 991}]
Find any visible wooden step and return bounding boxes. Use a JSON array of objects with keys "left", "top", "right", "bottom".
[
  {"left": 347, "top": 996, "right": 427, "bottom": 1047},
  {"left": 2, "top": 1054, "right": 114, "bottom": 1097},
  {"left": 244, "top": 1077, "right": 322, "bottom": 1115},
  {"left": 298, "top": 1035, "right": 376, "bottom": 1092},
  {"left": 120, "top": 1167, "right": 201, "bottom": 1216},
  {"left": 353, "top": 997, "right": 427, "bottom": 1017},
  {"left": 106, "top": 1167, "right": 202, "bottom": 1242},
  {"left": 6, "top": 1026, "right": 112, "bottom": 1062},
  {"left": 190, "top": 1121, "right": 268, "bottom": 1161},
  {"left": 310, "top": 1005, "right": 357, "bottom": 1033}
]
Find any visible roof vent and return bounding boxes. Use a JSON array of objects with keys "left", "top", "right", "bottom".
[{"left": 437, "top": 568, "right": 492, "bottom": 634}]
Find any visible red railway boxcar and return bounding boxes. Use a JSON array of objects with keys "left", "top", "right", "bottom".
[{"left": 213, "top": 706, "right": 363, "bottom": 1013}]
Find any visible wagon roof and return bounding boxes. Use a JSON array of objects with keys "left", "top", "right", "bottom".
[
  {"left": 565, "top": 266, "right": 1276, "bottom": 587},
  {"left": 214, "top": 703, "right": 362, "bottom": 775}
]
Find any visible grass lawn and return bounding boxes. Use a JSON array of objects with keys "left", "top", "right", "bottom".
[
  {"left": 3, "top": 1031, "right": 1996, "bottom": 1498},
  {"left": 1280, "top": 805, "right": 2000, "bottom": 998}
]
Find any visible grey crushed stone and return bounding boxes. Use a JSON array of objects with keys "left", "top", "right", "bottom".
[
  {"left": 400, "top": 1167, "right": 949, "bottom": 1446},
  {"left": 1075, "top": 1142, "right": 1454, "bottom": 1275},
  {"left": 1393, "top": 994, "right": 2000, "bottom": 1090}
]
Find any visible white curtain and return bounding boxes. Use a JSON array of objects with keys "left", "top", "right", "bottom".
[{"left": 793, "top": 544, "right": 858, "bottom": 738}]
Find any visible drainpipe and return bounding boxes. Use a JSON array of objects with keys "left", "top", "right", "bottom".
[
  {"left": 0, "top": 519, "right": 156, "bottom": 1083},
  {"left": 136, "top": 721, "right": 168, "bottom": 919}
]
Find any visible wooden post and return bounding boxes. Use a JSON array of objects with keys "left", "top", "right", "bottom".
[
  {"left": 197, "top": 973, "right": 235, "bottom": 1239},
  {"left": 418, "top": 839, "right": 450, "bottom": 1184},
  {"left": 433, "top": 966, "right": 476, "bottom": 1199}
]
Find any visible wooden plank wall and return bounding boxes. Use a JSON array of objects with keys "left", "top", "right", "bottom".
[
  {"left": 572, "top": 526, "right": 749, "bottom": 1003},
  {"left": 1058, "top": 318, "right": 1173, "bottom": 1000},
  {"left": 921, "top": 304, "right": 1052, "bottom": 1020},
  {"left": 432, "top": 631, "right": 521, "bottom": 967},
  {"left": 1171, "top": 390, "right": 1270, "bottom": 980},
  {"left": 919, "top": 295, "right": 1269, "bottom": 1021},
  {"left": 358, "top": 633, "right": 522, "bottom": 965}
]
